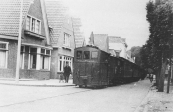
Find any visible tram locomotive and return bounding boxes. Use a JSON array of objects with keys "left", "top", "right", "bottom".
[{"left": 73, "top": 46, "right": 143, "bottom": 88}]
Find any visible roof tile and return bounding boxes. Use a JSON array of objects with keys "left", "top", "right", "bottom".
[
  {"left": 45, "top": 0, "right": 68, "bottom": 46},
  {"left": 109, "top": 36, "right": 127, "bottom": 47},
  {"left": 0, "top": 0, "right": 33, "bottom": 37}
]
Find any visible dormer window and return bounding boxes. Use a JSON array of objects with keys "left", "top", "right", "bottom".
[{"left": 26, "top": 15, "right": 41, "bottom": 34}]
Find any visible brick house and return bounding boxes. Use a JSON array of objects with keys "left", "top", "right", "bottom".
[
  {"left": 45, "top": 0, "right": 75, "bottom": 79},
  {"left": 0, "top": 0, "right": 52, "bottom": 80}
]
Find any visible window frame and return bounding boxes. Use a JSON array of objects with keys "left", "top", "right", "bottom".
[
  {"left": 63, "top": 33, "right": 70, "bottom": 47},
  {"left": 83, "top": 51, "right": 90, "bottom": 60},
  {"left": 76, "top": 51, "right": 82, "bottom": 59},
  {"left": 20, "top": 46, "right": 25, "bottom": 69},
  {"left": 0, "top": 41, "right": 8, "bottom": 68},
  {"left": 58, "top": 55, "right": 73, "bottom": 72},
  {"left": 40, "top": 48, "right": 51, "bottom": 70},
  {"left": 26, "top": 15, "right": 41, "bottom": 34},
  {"left": 29, "top": 47, "right": 37, "bottom": 69},
  {"left": 91, "top": 51, "right": 98, "bottom": 59}
]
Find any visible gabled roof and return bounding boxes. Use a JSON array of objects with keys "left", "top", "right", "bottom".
[
  {"left": 89, "top": 33, "right": 109, "bottom": 52},
  {"left": 45, "top": 0, "right": 68, "bottom": 46},
  {"left": 109, "top": 36, "right": 125, "bottom": 43},
  {"left": 109, "top": 36, "right": 127, "bottom": 47},
  {"left": 71, "top": 17, "right": 84, "bottom": 48},
  {"left": 0, "top": 0, "right": 34, "bottom": 37}
]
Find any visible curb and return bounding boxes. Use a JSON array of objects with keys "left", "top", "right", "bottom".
[{"left": 0, "top": 82, "right": 75, "bottom": 87}]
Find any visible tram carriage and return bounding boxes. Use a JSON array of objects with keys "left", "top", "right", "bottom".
[
  {"left": 73, "top": 46, "right": 143, "bottom": 88},
  {"left": 73, "top": 46, "right": 109, "bottom": 87}
]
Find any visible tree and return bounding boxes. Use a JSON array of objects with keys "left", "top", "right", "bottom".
[
  {"left": 143, "top": 0, "right": 173, "bottom": 92},
  {"left": 130, "top": 46, "right": 141, "bottom": 66}
]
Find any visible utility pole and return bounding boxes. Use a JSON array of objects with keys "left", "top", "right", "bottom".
[{"left": 15, "top": 0, "right": 23, "bottom": 83}]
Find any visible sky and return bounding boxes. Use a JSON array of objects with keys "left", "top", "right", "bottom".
[{"left": 61, "top": 0, "right": 150, "bottom": 49}]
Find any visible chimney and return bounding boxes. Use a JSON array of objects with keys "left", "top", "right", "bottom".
[{"left": 89, "top": 32, "right": 94, "bottom": 45}]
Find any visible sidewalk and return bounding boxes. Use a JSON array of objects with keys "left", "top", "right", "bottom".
[
  {"left": 0, "top": 78, "right": 75, "bottom": 87},
  {"left": 135, "top": 80, "right": 173, "bottom": 112}
]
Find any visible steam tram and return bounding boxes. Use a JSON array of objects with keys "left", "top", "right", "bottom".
[{"left": 73, "top": 46, "right": 144, "bottom": 88}]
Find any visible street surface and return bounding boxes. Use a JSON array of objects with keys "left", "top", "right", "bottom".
[{"left": 0, "top": 80, "right": 151, "bottom": 112}]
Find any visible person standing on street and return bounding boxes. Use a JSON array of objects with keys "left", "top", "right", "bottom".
[
  {"left": 149, "top": 74, "right": 153, "bottom": 83},
  {"left": 63, "top": 62, "right": 71, "bottom": 83}
]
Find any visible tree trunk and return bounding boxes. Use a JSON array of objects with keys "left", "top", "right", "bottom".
[
  {"left": 156, "top": 70, "right": 160, "bottom": 88},
  {"left": 158, "top": 60, "right": 166, "bottom": 92}
]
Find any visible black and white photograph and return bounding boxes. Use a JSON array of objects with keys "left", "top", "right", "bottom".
[{"left": 0, "top": 0, "right": 173, "bottom": 112}]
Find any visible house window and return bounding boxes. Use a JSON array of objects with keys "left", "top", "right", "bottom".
[
  {"left": 26, "top": 16, "right": 31, "bottom": 30},
  {"left": 20, "top": 46, "right": 25, "bottom": 69},
  {"left": 63, "top": 33, "right": 70, "bottom": 47},
  {"left": 30, "top": 48, "right": 37, "bottom": 69},
  {"left": 31, "top": 18, "right": 36, "bottom": 32},
  {"left": 35, "top": 20, "right": 40, "bottom": 34},
  {"left": 59, "top": 60, "right": 62, "bottom": 71},
  {"left": 26, "top": 15, "right": 41, "bottom": 34},
  {"left": 40, "top": 48, "right": 51, "bottom": 70},
  {"left": 58, "top": 56, "right": 73, "bottom": 72},
  {"left": 0, "top": 42, "right": 8, "bottom": 68}
]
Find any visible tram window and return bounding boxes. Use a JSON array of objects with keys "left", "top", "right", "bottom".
[
  {"left": 76, "top": 51, "right": 82, "bottom": 59},
  {"left": 83, "top": 51, "right": 90, "bottom": 59},
  {"left": 91, "top": 51, "right": 98, "bottom": 59}
]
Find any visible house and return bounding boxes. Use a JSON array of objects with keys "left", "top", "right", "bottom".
[
  {"left": 45, "top": 0, "right": 75, "bottom": 79},
  {"left": 89, "top": 32, "right": 109, "bottom": 52},
  {"left": 88, "top": 32, "right": 133, "bottom": 61},
  {"left": 109, "top": 36, "right": 128, "bottom": 58},
  {"left": 0, "top": 0, "right": 52, "bottom": 80},
  {"left": 126, "top": 50, "right": 135, "bottom": 62}
]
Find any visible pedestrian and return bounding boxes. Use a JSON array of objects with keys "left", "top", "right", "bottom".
[
  {"left": 63, "top": 62, "right": 72, "bottom": 83},
  {"left": 165, "top": 69, "right": 168, "bottom": 81},
  {"left": 153, "top": 74, "right": 156, "bottom": 81},
  {"left": 149, "top": 74, "right": 153, "bottom": 83}
]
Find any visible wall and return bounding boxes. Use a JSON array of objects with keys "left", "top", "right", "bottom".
[
  {"left": 50, "top": 17, "right": 75, "bottom": 79},
  {"left": 57, "top": 17, "right": 75, "bottom": 57},
  {"left": 50, "top": 48, "right": 59, "bottom": 79},
  {"left": 20, "top": 0, "right": 50, "bottom": 79},
  {"left": 20, "top": 69, "right": 50, "bottom": 80},
  {"left": 0, "top": 0, "right": 51, "bottom": 80},
  {"left": 22, "top": 0, "right": 47, "bottom": 46},
  {"left": 0, "top": 38, "right": 18, "bottom": 78}
]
